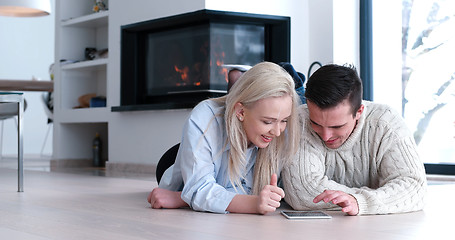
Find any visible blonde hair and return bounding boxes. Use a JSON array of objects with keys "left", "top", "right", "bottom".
[{"left": 213, "top": 61, "right": 301, "bottom": 195}]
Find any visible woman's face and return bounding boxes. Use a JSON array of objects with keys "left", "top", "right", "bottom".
[{"left": 236, "top": 95, "right": 293, "bottom": 148}]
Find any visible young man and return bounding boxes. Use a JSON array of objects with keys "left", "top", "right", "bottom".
[{"left": 282, "top": 64, "right": 427, "bottom": 216}]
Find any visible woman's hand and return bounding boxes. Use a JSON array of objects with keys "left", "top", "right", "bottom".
[
  {"left": 226, "top": 173, "right": 284, "bottom": 214},
  {"left": 256, "top": 173, "right": 285, "bottom": 214},
  {"left": 147, "top": 187, "right": 188, "bottom": 209}
]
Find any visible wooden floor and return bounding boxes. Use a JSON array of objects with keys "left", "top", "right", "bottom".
[
  {"left": 0, "top": 167, "right": 158, "bottom": 240},
  {"left": 2, "top": 157, "right": 455, "bottom": 240}
]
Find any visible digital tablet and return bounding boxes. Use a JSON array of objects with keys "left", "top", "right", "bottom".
[{"left": 281, "top": 210, "right": 332, "bottom": 219}]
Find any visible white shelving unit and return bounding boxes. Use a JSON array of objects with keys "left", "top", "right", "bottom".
[
  {"left": 61, "top": 11, "right": 109, "bottom": 28},
  {"left": 61, "top": 58, "right": 108, "bottom": 70},
  {"left": 54, "top": 0, "right": 109, "bottom": 161}
]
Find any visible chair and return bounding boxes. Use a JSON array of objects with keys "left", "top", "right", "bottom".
[
  {"left": 0, "top": 97, "right": 26, "bottom": 160},
  {"left": 40, "top": 92, "right": 53, "bottom": 157},
  {"left": 156, "top": 143, "right": 180, "bottom": 184},
  {"left": 278, "top": 62, "right": 306, "bottom": 104},
  {"left": 0, "top": 92, "right": 25, "bottom": 192}
]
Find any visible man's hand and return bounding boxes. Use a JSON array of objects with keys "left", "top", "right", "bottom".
[
  {"left": 313, "top": 190, "right": 359, "bottom": 216},
  {"left": 256, "top": 173, "right": 285, "bottom": 214},
  {"left": 147, "top": 187, "right": 188, "bottom": 209}
]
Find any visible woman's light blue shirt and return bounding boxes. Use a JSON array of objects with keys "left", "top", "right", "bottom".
[{"left": 159, "top": 99, "right": 258, "bottom": 213}]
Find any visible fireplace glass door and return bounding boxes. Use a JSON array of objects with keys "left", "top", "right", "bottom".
[{"left": 145, "top": 23, "right": 265, "bottom": 97}]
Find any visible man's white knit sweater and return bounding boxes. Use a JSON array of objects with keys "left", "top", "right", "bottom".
[{"left": 282, "top": 101, "right": 427, "bottom": 215}]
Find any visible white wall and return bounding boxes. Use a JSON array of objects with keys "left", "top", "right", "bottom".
[
  {"left": 372, "top": 0, "right": 402, "bottom": 113},
  {"left": 333, "top": 0, "right": 359, "bottom": 66},
  {"left": 0, "top": 0, "right": 55, "bottom": 157},
  {"left": 308, "top": 0, "right": 334, "bottom": 67}
]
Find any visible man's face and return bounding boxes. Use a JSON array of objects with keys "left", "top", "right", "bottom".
[{"left": 307, "top": 99, "right": 363, "bottom": 149}]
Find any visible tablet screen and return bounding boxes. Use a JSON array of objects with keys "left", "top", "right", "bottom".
[{"left": 281, "top": 210, "right": 332, "bottom": 219}]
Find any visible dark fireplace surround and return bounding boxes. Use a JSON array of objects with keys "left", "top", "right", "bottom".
[{"left": 112, "top": 9, "right": 290, "bottom": 112}]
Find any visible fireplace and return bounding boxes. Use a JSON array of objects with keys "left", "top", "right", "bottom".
[{"left": 112, "top": 9, "right": 290, "bottom": 111}]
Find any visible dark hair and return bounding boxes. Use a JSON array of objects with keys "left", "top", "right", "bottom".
[{"left": 304, "top": 64, "right": 362, "bottom": 116}]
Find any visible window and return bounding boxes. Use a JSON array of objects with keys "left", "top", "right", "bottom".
[
  {"left": 369, "top": 0, "right": 455, "bottom": 175},
  {"left": 402, "top": 0, "right": 455, "bottom": 174}
]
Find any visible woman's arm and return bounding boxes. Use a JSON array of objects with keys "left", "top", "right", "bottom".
[
  {"left": 149, "top": 172, "right": 285, "bottom": 215},
  {"left": 148, "top": 188, "right": 188, "bottom": 209}
]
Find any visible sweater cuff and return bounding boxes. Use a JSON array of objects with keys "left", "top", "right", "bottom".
[{"left": 351, "top": 193, "right": 368, "bottom": 215}]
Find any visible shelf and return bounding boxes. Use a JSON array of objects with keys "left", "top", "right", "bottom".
[
  {"left": 57, "top": 107, "right": 109, "bottom": 123},
  {"left": 61, "top": 11, "right": 108, "bottom": 28},
  {"left": 61, "top": 58, "right": 108, "bottom": 71},
  {"left": 54, "top": 1, "right": 111, "bottom": 161},
  {"left": 111, "top": 102, "right": 195, "bottom": 112}
]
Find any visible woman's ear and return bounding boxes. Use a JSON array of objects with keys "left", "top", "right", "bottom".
[{"left": 234, "top": 102, "right": 245, "bottom": 121}]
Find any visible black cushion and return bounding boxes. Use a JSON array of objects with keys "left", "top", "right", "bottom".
[{"left": 156, "top": 143, "right": 180, "bottom": 184}]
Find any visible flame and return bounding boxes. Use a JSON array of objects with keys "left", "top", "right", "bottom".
[
  {"left": 221, "top": 68, "right": 228, "bottom": 83},
  {"left": 215, "top": 52, "right": 228, "bottom": 83},
  {"left": 174, "top": 65, "right": 189, "bottom": 82}
]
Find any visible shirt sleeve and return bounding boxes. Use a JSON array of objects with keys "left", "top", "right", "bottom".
[{"left": 177, "top": 101, "right": 237, "bottom": 213}]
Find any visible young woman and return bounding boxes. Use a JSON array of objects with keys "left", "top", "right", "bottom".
[{"left": 147, "top": 62, "right": 301, "bottom": 214}]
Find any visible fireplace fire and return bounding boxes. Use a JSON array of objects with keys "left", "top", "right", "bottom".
[{"left": 113, "top": 9, "right": 290, "bottom": 111}]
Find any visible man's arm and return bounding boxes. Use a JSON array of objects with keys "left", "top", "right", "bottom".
[
  {"left": 350, "top": 136, "right": 427, "bottom": 215},
  {"left": 282, "top": 132, "right": 427, "bottom": 215},
  {"left": 281, "top": 141, "right": 357, "bottom": 211}
]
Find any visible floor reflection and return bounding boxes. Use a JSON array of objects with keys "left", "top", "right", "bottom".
[{"left": 0, "top": 155, "right": 155, "bottom": 181}]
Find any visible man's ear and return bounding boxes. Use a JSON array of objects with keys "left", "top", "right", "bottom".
[
  {"left": 234, "top": 102, "right": 245, "bottom": 120},
  {"left": 355, "top": 104, "right": 364, "bottom": 120}
]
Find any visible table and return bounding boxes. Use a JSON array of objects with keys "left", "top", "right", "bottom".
[
  {"left": 0, "top": 79, "right": 53, "bottom": 192},
  {"left": 0, "top": 92, "right": 24, "bottom": 192},
  {"left": 0, "top": 79, "right": 53, "bottom": 92}
]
